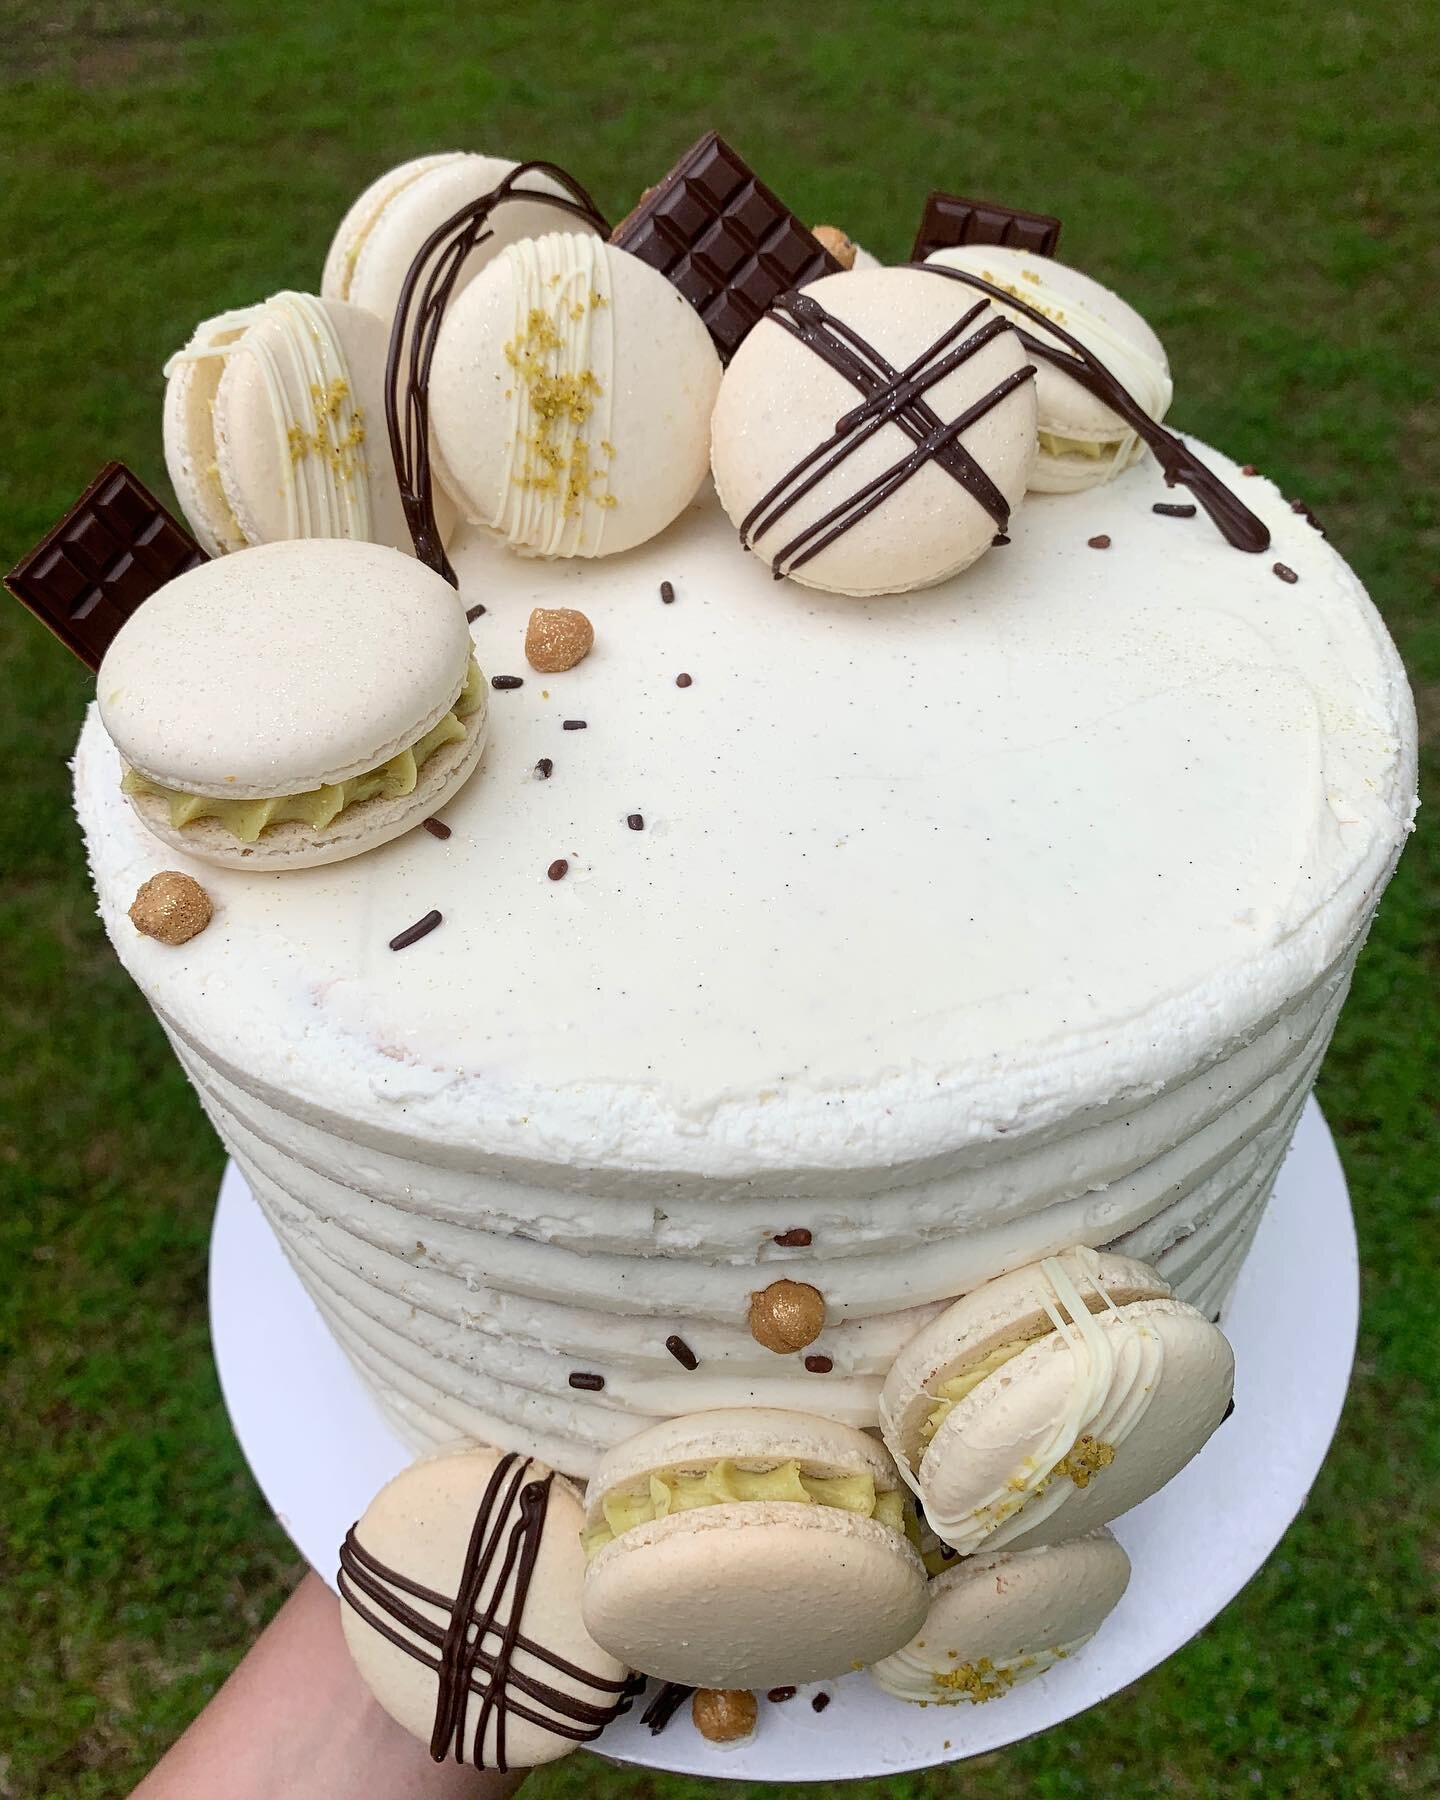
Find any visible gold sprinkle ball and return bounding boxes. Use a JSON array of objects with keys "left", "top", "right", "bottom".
[
  {"left": 748, "top": 1278, "right": 827, "bottom": 1353},
  {"left": 129, "top": 870, "right": 213, "bottom": 945},
  {"left": 812, "top": 224, "right": 859, "bottom": 270},
  {"left": 691, "top": 1687, "right": 758, "bottom": 1743},
  {"left": 525, "top": 606, "right": 595, "bottom": 674}
]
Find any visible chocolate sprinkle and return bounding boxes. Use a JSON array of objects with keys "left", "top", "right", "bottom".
[
  {"left": 811, "top": 1692, "right": 831, "bottom": 1714},
  {"left": 804, "top": 1354, "right": 834, "bottom": 1374},
  {"left": 767, "top": 1687, "right": 797, "bottom": 1704},
  {"left": 492, "top": 674, "right": 523, "bottom": 690},
  {"left": 1273, "top": 562, "right": 1299, "bottom": 584},
  {"left": 641, "top": 1682, "right": 694, "bottom": 1735},
  {"left": 627, "top": 813, "right": 645, "bottom": 831},
  {"left": 773, "top": 1227, "right": 812, "bottom": 1247},
  {"left": 660, "top": 580, "right": 676, "bottom": 604},
  {"left": 1152, "top": 502, "right": 1197, "bottom": 518},
  {"left": 992, "top": 531, "right": 1011, "bottom": 546},
  {"left": 389, "top": 910, "right": 442, "bottom": 951},
  {"left": 1087, "top": 534, "right": 1111, "bottom": 549},
  {"left": 567, "top": 1370, "right": 604, "bottom": 1391},
  {"left": 465, "top": 602, "right": 486, "bottom": 621},
  {"left": 535, "top": 758, "right": 554, "bottom": 779},
  {"left": 1241, "top": 464, "right": 1258, "bottom": 476},
  {"left": 1223, "top": 1396, "right": 1237, "bottom": 1424},
  {"left": 675, "top": 672, "right": 693, "bottom": 688},
  {"left": 664, "top": 1334, "right": 699, "bottom": 1370},
  {"left": 562, "top": 719, "right": 587, "bottom": 730},
  {"left": 421, "top": 818, "right": 452, "bottom": 840},
  {"left": 547, "top": 859, "right": 570, "bottom": 881}
]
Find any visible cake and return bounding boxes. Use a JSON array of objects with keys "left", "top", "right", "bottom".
[
  {"left": 72, "top": 435, "right": 1413, "bottom": 1475},
  {"left": 10, "top": 134, "right": 1416, "bottom": 1757}
]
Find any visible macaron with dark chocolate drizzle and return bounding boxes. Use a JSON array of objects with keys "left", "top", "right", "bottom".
[
  {"left": 339, "top": 1446, "right": 633, "bottom": 1770},
  {"left": 710, "top": 265, "right": 1037, "bottom": 596}
]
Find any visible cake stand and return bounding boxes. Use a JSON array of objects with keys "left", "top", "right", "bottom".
[{"left": 209, "top": 1097, "right": 1356, "bottom": 1782}]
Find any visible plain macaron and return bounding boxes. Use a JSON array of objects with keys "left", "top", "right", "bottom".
[
  {"left": 580, "top": 1407, "right": 927, "bottom": 1689},
  {"left": 98, "top": 539, "right": 487, "bottom": 870}
]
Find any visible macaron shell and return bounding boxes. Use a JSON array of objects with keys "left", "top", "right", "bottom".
[
  {"left": 581, "top": 1502, "right": 928, "bottom": 1688},
  {"left": 880, "top": 1248, "right": 1172, "bottom": 1468},
  {"left": 332, "top": 154, "right": 599, "bottom": 329},
  {"left": 583, "top": 1406, "right": 904, "bottom": 1526},
  {"left": 869, "top": 1530, "right": 1131, "bottom": 1705},
  {"left": 429, "top": 235, "right": 720, "bottom": 558},
  {"left": 710, "top": 267, "right": 1037, "bottom": 597},
  {"left": 920, "top": 1298, "right": 1234, "bottom": 1553},
  {"left": 97, "top": 539, "right": 471, "bottom": 794},
  {"left": 340, "top": 1449, "right": 629, "bottom": 1770},
  {"left": 163, "top": 335, "right": 250, "bottom": 557},
  {"left": 321, "top": 152, "right": 469, "bottom": 303},
  {"left": 213, "top": 298, "right": 412, "bottom": 552},
  {"left": 122, "top": 705, "right": 487, "bottom": 871}
]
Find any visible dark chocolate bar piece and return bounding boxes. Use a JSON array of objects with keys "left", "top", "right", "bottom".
[
  {"left": 911, "top": 191, "right": 1062, "bottom": 264},
  {"left": 611, "top": 131, "right": 843, "bottom": 361},
  {"left": 6, "top": 462, "right": 205, "bottom": 671}
]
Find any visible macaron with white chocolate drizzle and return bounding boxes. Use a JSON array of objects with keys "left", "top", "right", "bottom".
[
  {"left": 880, "top": 1247, "right": 1233, "bottom": 1555},
  {"left": 428, "top": 232, "right": 721, "bottom": 559},
  {"left": 163, "top": 290, "right": 421, "bottom": 556}
]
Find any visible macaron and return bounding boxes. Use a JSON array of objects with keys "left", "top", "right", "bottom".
[
  {"left": 924, "top": 244, "right": 1173, "bottom": 493},
  {"left": 709, "top": 265, "right": 1037, "bottom": 596},
  {"left": 163, "top": 290, "right": 415, "bottom": 557},
  {"left": 869, "top": 1529, "right": 1131, "bottom": 1706},
  {"left": 98, "top": 539, "right": 487, "bottom": 871},
  {"left": 339, "top": 1447, "right": 634, "bottom": 1771},
  {"left": 580, "top": 1407, "right": 928, "bottom": 1689},
  {"left": 322, "top": 152, "right": 599, "bottom": 332},
  {"left": 880, "top": 1246, "right": 1234, "bottom": 1556},
  {"left": 428, "top": 232, "right": 721, "bottom": 560}
]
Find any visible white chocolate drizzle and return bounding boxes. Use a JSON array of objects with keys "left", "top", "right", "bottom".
[{"left": 493, "top": 234, "right": 617, "bottom": 557}]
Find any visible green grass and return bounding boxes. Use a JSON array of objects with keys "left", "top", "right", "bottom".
[{"left": 2, "top": 2, "right": 1437, "bottom": 1795}]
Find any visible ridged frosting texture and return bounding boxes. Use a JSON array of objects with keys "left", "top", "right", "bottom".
[{"left": 74, "top": 444, "right": 1415, "bottom": 1473}]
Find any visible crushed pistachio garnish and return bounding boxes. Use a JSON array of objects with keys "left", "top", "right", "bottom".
[
  {"left": 932, "top": 1655, "right": 1034, "bottom": 1703},
  {"left": 122, "top": 658, "right": 482, "bottom": 843},
  {"left": 504, "top": 297, "right": 614, "bottom": 517},
  {"left": 1048, "top": 1434, "right": 1116, "bottom": 1489},
  {"left": 582, "top": 1457, "right": 910, "bottom": 1559}
]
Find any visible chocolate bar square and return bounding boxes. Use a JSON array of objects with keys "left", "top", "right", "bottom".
[
  {"left": 612, "top": 132, "right": 843, "bottom": 361},
  {"left": 911, "top": 191, "right": 1062, "bottom": 264},
  {"left": 6, "top": 462, "right": 205, "bottom": 671}
]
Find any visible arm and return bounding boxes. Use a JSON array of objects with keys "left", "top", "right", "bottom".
[{"left": 133, "top": 1571, "right": 526, "bottom": 1800}]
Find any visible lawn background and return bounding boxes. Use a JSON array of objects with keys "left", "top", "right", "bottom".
[{"left": 2, "top": 3, "right": 1437, "bottom": 1795}]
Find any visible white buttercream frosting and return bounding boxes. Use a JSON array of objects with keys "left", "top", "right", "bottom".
[{"left": 73, "top": 440, "right": 1415, "bottom": 1472}]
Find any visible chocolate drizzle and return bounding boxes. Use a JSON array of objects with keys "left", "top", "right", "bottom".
[
  {"left": 640, "top": 1680, "right": 695, "bottom": 1734},
  {"left": 338, "top": 1454, "right": 637, "bottom": 1770},
  {"left": 384, "top": 163, "right": 611, "bottom": 587},
  {"left": 917, "top": 262, "right": 1270, "bottom": 553},
  {"left": 740, "top": 286, "right": 1036, "bottom": 579}
]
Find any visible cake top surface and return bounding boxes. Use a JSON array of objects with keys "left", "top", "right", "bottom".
[{"left": 74, "top": 442, "right": 1413, "bottom": 1184}]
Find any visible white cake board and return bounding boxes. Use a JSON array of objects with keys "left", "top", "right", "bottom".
[{"left": 209, "top": 1097, "right": 1356, "bottom": 1782}]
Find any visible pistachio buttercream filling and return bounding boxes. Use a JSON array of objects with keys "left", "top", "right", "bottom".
[
  {"left": 919, "top": 1338, "right": 1038, "bottom": 1446},
  {"left": 1037, "top": 430, "right": 1120, "bottom": 461},
  {"left": 122, "top": 658, "right": 482, "bottom": 843},
  {"left": 582, "top": 1457, "right": 910, "bottom": 1559}
]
